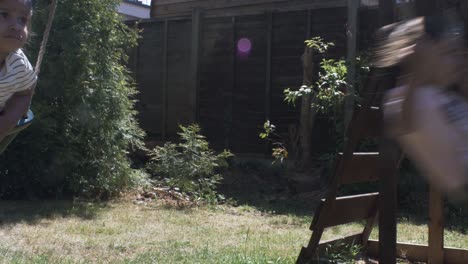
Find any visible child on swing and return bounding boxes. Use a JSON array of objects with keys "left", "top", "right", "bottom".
[{"left": 0, "top": 0, "right": 36, "bottom": 142}]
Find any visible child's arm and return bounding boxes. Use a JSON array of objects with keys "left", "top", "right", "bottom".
[{"left": 0, "top": 86, "right": 34, "bottom": 142}]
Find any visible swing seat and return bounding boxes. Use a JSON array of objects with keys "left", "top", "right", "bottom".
[
  {"left": 0, "top": 110, "right": 34, "bottom": 153},
  {"left": 10, "top": 110, "right": 34, "bottom": 134}
]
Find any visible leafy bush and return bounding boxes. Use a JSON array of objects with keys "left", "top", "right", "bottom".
[
  {"left": 0, "top": 0, "right": 144, "bottom": 199},
  {"left": 147, "top": 124, "right": 232, "bottom": 202}
]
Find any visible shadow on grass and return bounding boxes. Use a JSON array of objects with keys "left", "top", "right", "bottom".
[
  {"left": 220, "top": 160, "right": 468, "bottom": 235},
  {"left": 0, "top": 200, "right": 108, "bottom": 226},
  {"left": 218, "top": 164, "right": 322, "bottom": 218},
  {"left": 220, "top": 187, "right": 318, "bottom": 218}
]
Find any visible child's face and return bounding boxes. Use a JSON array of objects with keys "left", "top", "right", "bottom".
[{"left": 0, "top": 0, "right": 31, "bottom": 54}]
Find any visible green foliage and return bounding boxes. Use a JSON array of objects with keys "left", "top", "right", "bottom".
[
  {"left": 284, "top": 37, "right": 347, "bottom": 114},
  {"left": 259, "top": 120, "right": 288, "bottom": 163},
  {"left": 322, "top": 241, "right": 362, "bottom": 263},
  {"left": 283, "top": 85, "right": 312, "bottom": 107},
  {"left": 314, "top": 59, "right": 347, "bottom": 113},
  {"left": 259, "top": 120, "right": 276, "bottom": 139},
  {"left": 304, "top": 37, "right": 335, "bottom": 54},
  {"left": 0, "top": 0, "right": 144, "bottom": 199},
  {"left": 147, "top": 124, "right": 232, "bottom": 202}
]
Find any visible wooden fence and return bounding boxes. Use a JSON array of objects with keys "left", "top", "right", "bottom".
[{"left": 129, "top": 6, "right": 378, "bottom": 154}]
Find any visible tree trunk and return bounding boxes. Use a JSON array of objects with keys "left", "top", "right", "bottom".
[
  {"left": 345, "top": 0, "right": 359, "bottom": 130},
  {"left": 300, "top": 47, "right": 315, "bottom": 168}
]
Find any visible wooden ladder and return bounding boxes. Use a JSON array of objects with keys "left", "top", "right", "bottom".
[{"left": 296, "top": 67, "right": 402, "bottom": 263}]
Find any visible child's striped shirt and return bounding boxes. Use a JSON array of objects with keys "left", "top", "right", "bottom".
[{"left": 0, "top": 49, "right": 37, "bottom": 109}]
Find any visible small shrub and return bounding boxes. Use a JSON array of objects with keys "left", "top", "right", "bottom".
[{"left": 146, "top": 124, "right": 232, "bottom": 202}]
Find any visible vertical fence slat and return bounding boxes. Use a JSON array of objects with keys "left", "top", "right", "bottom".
[
  {"left": 379, "top": 0, "right": 395, "bottom": 26},
  {"left": 265, "top": 11, "right": 272, "bottom": 121},
  {"left": 162, "top": 19, "right": 168, "bottom": 140},
  {"left": 190, "top": 8, "right": 202, "bottom": 123},
  {"left": 306, "top": 9, "right": 311, "bottom": 38},
  {"left": 225, "top": 16, "right": 236, "bottom": 149}
]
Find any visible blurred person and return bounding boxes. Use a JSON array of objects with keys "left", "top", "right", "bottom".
[{"left": 379, "top": 0, "right": 468, "bottom": 202}]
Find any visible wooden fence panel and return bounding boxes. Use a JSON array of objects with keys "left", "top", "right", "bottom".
[
  {"left": 270, "top": 10, "right": 309, "bottom": 140},
  {"left": 131, "top": 7, "right": 351, "bottom": 153},
  {"left": 198, "top": 16, "right": 235, "bottom": 150},
  {"left": 230, "top": 14, "right": 268, "bottom": 153},
  {"left": 166, "top": 19, "right": 193, "bottom": 136},
  {"left": 136, "top": 22, "right": 165, "bottom": 136}
]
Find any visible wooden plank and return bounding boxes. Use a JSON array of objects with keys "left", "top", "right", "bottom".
[
  {"left": 428, "top": 186, "right": 444, "bottom": 264},
  {"left": 445, "top": 246, "right": 468, "bottom": 264},
  {"left": 338, "top": 152, "right": 380, "bottom": 184},
  {"left": 151, "top": 0, "right": 347, "bottom": 18},
  {"left": 368, "top": 240, "right": 428, "bottom": 262},
  {"left": 355, "top": 105, "right": 382, "bottom": 138},
  {"left": 368, "top": 240, "right": 468, "bottom": 264},
  {"left": 311, "top": 193, "right": 379, "bottom": 229}
]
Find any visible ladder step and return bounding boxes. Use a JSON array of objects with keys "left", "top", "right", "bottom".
[
  {"left": 311, "top": 193, "right": 379, "bottom": 229},
  {"left": 338, "top": 152, "right": 380, "bottom": 184},
  {"left": 355, "top": 105, "right": 382, "bottom": 138}
]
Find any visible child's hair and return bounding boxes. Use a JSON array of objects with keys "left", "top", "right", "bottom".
[
  {"left": 0, "top": 0, "right": 33, "bottom": 9},
  {"left": 24, "top": 0, "right": 33, "bottom": 11}
]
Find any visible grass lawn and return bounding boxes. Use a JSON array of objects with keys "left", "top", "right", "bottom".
[{"left": 0, "top": 197, "right": 466, "bottom": 264}]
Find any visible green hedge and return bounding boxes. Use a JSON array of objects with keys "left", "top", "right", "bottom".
[{"left": 0, "top": 0, "right": 144, "bottom": 199}]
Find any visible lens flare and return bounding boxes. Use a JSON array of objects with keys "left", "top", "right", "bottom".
[{"left": 237, "top": 38, "right": 252, "bottom": 53}]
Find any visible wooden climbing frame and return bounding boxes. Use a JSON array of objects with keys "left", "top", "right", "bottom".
[
  {"left": 296, "top": 65, "right": 468, "bottom": 264},
  {"left": 297, "top": 1, "right": 468, "bottom": 262}
]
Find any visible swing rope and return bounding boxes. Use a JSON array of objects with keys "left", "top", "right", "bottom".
[
  {"left": 0, "top": 0, "right": 58, "bottom": 153},
  {"left": 34, "top": 0, "right": 58, "bottom": 76}
]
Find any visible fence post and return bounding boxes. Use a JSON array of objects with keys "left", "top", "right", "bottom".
[{"left": 190, "top": 8, "right": 203, "bottom": 123}]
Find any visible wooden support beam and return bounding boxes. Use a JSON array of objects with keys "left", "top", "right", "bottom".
[
  {"left": 378, "top": 139, "right": 400, "bottom": 264},
  {"left": 428, "top": 186, "right": 444, "bottom": 264},
  {"left": 368, "top": 240, "right": 468, "bottom": 264},
  {"left": 311, "top": 193, "right": 379, "bottom": 229},
  {"left": 296, "top": 227, "right": 325, "bottom": 264},
  {"left": 338, "top": 152, "right": 380, "bottom": 184}
]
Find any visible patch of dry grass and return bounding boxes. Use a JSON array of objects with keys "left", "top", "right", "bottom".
[{"left": 0, "top": 199, "right": 466, "bottom": 263}]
